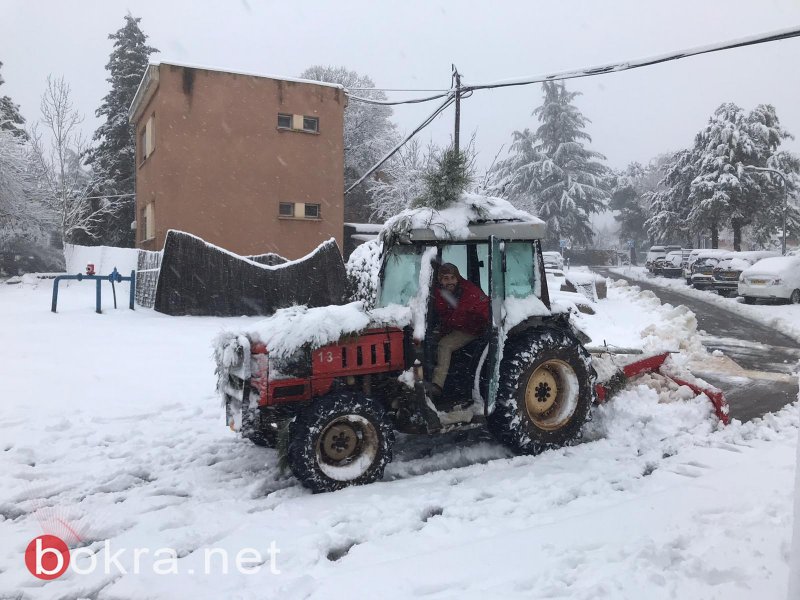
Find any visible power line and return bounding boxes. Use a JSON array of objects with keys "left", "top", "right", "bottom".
[
  {"left": 344, "top": 93, "right": 455, "bottom": 195},
  {"left": 463, "top": 25, "right": 800, "bottom": 92},
  {"left": 344, "top": 25, "right": 800, "bottom": 106},
  {"left": 347, "top": 87, "right": 453, "bottom": 92},
  {"left": 343, "top": 24, "right": 800, "bottom": 194},
  {"left": 347, "top": 90, "right": 452, "bottom": 106}
]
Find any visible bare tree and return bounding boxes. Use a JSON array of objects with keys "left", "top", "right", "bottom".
[
  {"left": 29, "top": 76, "right": 115, "bottom": 245},
  {"left": 0, "top": 126, "right": 55, "bottom": 247}
]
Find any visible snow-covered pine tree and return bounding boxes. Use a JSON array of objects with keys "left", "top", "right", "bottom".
[
  {"left": 750, "top": 149, "right": 800, "bottom": 247},
  {"left": 746, "top": 104, "right": 797, "bottom": 246},
  {"left": 0, "top": 62, "right": 27, "bottom": 140},
  {"left": 646, "top": 149, "right": 698, "bottom": 245},
  {"left": 688, "top": 103, "right": 762, "bottom": 249},
  {"left": 83, "top": 14, "right": 157, "bottom": 247},
  {"left": 490, "top": 81, "right": 608, "bottom": 248},
  {"left": 299, "top": 66, "right": 398, "bottom": 222},
  {"left": 609, "top": 162, "right": 651, "bottom": 248}
]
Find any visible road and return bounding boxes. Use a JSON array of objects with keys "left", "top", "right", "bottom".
[{"left": 593, "top": 268, "right": 799, "bottom": 422}]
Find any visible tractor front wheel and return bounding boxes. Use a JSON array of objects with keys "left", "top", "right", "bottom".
[
  {"left": 287, "top": 392, "right": 394, "bottom": 493},
  {"left": 488, "top": 329, "right": 595, "bottom": 455}
]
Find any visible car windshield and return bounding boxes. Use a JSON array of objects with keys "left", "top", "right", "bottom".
[
  {"left": 696, "top": 257, "right": 719, "bottom": 267},
  {"left": 716, "top": 259, "right": 734, "bottom": 269}
]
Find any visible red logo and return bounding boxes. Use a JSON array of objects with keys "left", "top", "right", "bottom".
[{"left": 25, "top": 535, "right": 70, "bottom": 580}]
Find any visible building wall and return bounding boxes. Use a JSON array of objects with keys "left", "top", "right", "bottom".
[{"left": 134, "top": 64, "right": 345, "bottom": 258}]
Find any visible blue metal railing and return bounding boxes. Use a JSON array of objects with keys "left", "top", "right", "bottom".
[{"left": 51, "top": 268, "right": 136, "bottom": 314}]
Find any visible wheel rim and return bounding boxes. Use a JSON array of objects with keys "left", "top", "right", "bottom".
[
  {"left": 315, "top": 415, "right": 379, "bottom": 481},
  {"left": 524, "top": 359, "right": 580, "bottom": 431}
]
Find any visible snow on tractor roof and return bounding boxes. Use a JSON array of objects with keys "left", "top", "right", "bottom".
[{"left": 380, "top": 193, "right": 544, "bottom": 244}]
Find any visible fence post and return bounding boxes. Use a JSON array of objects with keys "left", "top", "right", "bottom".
[
  {"left": 95, "top": 278, "right": 102, "bottom": 314},
  {"left": 129, "top": 270, "right": 136, "bottom": 310},
  {"left": 51, "top": 277, "right": 61, "bottom": 313}
]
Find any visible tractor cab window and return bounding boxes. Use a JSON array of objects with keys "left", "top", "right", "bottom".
[
  {"left": 378, "top": 245, "right": 422, "bottom": 307},
  {"left": 441, "top": 242, "right": 489, "bottom": 292},
  {"left": 504, "top": 242, "right": 540, "bottom": 299},
  {"left": 442, "top": 245, "right": 468, "bottom": 282}
]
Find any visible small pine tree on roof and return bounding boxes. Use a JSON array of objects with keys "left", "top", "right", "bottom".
[{"left": 413, "top": 146, "right": 472, "bottom": 210}]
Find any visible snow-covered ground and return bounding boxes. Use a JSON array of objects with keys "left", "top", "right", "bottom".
[
  {"left": 610, "top": 265, "right": 800, "bottom": 343},
  {"left": 0, "top": 277, "right": 797, "bottom": 599}
]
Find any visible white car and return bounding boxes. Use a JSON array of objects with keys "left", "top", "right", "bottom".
[
  {"left": 542, "top": 251, "right": 564, "bottom": 270},
  {"left": 711, "top": 250, "right": 779, "bottom": 297},
  {"left": 738, "top": 255, "right": 800, "bottom": 304}
]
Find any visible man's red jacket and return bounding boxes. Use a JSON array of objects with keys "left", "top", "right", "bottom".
[{"left": 433, "top": 277, "right": 490, "bottom": 336}]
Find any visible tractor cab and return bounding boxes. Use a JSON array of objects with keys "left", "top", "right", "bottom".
[{"left": 376, "top": 221, "right": 552, "bottom": 418}]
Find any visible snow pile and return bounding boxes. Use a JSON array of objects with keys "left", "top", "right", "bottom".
[
  {"left": 381, "top": 192, "right": 541, "bottom": 243},
  {"left": 63, "top": 244, "right": 139, "bottom": 276},
  {"left": 611, "top": 265, "right": 800, "bottom": 342}
]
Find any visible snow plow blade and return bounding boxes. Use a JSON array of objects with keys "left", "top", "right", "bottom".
[{"left": 593, "top": 351, "right": 730, "bottom": 425}]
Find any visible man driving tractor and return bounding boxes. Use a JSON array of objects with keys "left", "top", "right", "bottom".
[{"left": 428, "top": 263, "right": 490, "bottom": 400}]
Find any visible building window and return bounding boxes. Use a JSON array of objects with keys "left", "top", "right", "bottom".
[
  {"left": 304, "top": 203, "right": 320, "bottom": 218},
  {"left": 140, "top": 114, "right": 155, "bottom": 164},
  {"left": 277, "top": 113, "right": 292, "bottom": 129},
  {"left": 139, "top": 129, "right": 146, "bottom": 164},
  {"left": 141, "top": 203, "right": 155, "bottom": 241},
  {"left": 277, "top": 113, "right": 320, "bottom": 133},
  {"left": 279, "top": 202, "right": 322, "bottom": 219}
]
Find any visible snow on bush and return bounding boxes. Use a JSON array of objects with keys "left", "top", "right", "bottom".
[{"left": 346, "top": 238, "right": 382, "bottom": 308}]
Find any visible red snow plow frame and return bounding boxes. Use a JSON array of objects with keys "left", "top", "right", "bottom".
[{"left": 594, "top": 351, "right": 730, "bottom": 425}]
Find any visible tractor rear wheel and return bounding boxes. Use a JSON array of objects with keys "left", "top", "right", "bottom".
[
  {"left": 287, "top": 392, "right": 394, "bottom": 493},
  {"left": 488, "top": 328, "right": 595, "bottom": 455}
]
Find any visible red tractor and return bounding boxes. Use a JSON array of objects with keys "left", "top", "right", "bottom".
[
  {"left": 216, "top": 216, "right": 728, "bottom": 493},
  {"left": 217, "top": 217, "right": 603, "bottom": 493}
]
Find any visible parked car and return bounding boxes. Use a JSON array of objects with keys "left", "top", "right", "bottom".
[
  {"left": 645, "top": 245, "right": 681, "bottom": 274},
  {"left": 542, "top": 251, "right": 564, "bottom": 270},
  {"left": 644, "top": 246, "right": 665, "bottom": 273},
  {"left": 683, "top": 249, "right": 704, "bottom": 283},
  {"left": 712, "top": 251, "right": 780, "bottom": 297},
  {"left": 662, "top": 249, "right": 693, "bottom": 278},
  {"left": 691, "top": 251, "right": 733, "bottom": 289},
  {"left": 738, "top": 255, "right": 800, "bottom": 304}
]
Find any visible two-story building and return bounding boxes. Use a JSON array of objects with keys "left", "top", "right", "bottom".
[{"left": 128, "top": 61, "right": 345, "bottom": 258}]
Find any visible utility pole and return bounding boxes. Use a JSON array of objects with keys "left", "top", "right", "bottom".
[{"left": 452, "top": 64, "right": 461, "bottom": 154}]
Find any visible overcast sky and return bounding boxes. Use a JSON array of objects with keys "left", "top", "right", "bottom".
[{"left": 3, "top": 0, "right": 800, "bottom": 173}]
